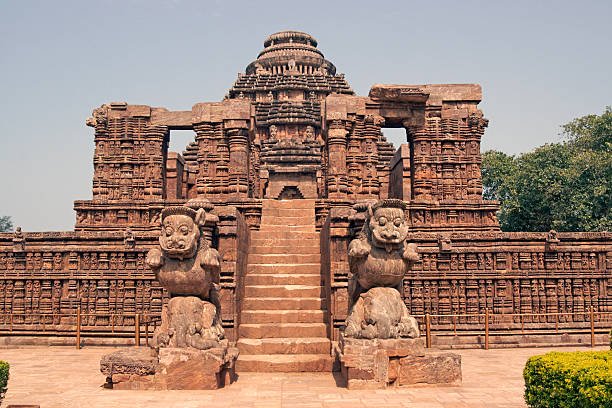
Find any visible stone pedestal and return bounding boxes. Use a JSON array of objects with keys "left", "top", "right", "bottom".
[
  {"left": 100, "top": 342, "right": 238, "bottom": 390},
  {"left": 152, "top": 296, "right": 224, "bottom": 350},
  {"left": 338, "top": 335, "right": 461, "bottom": 389}
]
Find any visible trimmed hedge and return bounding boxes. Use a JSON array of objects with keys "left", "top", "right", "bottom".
[
  {"left": 0, "top": 360, "right": 8, "bottom": 390},
  {"left": 524, "top": 350, "right": 612, "bottom": 408}
]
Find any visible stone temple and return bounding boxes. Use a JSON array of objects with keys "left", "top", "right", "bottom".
[{"left": 0, "top": 31, "right": 610, "bottom": 374}]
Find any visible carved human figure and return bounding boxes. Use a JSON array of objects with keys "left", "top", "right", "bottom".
[
  {"left": 304, "top": 125, "right": 315, "bottom": 142},
  {"left": 547, "top": 229, "right": 559, "bottom": 243},
  {"left": 345, "top": 199, "right": 420, "bottom": 339},
  {"left": 13, "top": 227, "right": 25, "bottom": 251},
  {"left": 124, "top": 228, "right": 135, "bottom": 249},
  {"left": 254, "top": 62, "right": 270, "bottom": 75},
  {"left": 269, "top": 125, "right": 278, "bottom": 141},
  {"left": 438, "top": 234, "right": 452, "bottom": 252}
]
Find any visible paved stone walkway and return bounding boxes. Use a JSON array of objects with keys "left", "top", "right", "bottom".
[{"left": 0, "top": 345, "right": 605, "bottom": 407}]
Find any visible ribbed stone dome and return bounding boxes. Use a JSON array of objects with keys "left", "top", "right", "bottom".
[{"left": 245, "top": 31, "right": 337, "bottom": 75}]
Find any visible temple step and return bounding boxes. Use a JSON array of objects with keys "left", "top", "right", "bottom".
[
  {"left": 249, "top": 240, "right": 320, "bottom": 249},
  {"left": 262, "top": 199, "right": 316, "bottom": 209},
  {"left": 260, "top": 216, "right": 316, "bottom": 226},
  {"left": 249, "top": 244, "right": 320, "bottom": 255},
  {"left": 249, "top": 247, "right": 321, "bottom": 256},
  {"left": 247, "top": 263, "right": 320, "bottom": 274},
  {"left": 259, "top": 208, "right": 314, "bottom": 218},
  {"left": 250, "top": 231, "right": 319, "bottom": 241},
  {"left": 237, "top": 337, "right": 330, "bottom": 355},
  {"left": 257, "top": 225, "right": 315, "bottom": 233},
  {"left": 239, "top": 323, "right": 327, "bottom": 338},
  {"left": 248, "top": 253, "right": 321, "bottom": 265},
  {"left": 242, "top": 297, "right": 323, "bottom": 310},
  {"left": 245, "top": 273, "right": 322, "bottom": 285},
  {"left": 241, "top": 310, "right": 325, "bottom": 324},
  {"left": 235, "top": 354, "right": 334, "bottom": 372},
  {"left": 244, "top": 284, "right": 322, "bottom": 298}
]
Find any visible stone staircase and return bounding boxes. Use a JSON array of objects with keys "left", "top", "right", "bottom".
[{"left": 236, "top": 199, "right": 332, "bottom": 372}]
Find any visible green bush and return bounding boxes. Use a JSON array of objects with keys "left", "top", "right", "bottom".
[
  {"left": 524, "top": 351, "right": 612, "bottom": 408},
  {"left": 0, "top": 360, "right": 8, "bottom": 390}
]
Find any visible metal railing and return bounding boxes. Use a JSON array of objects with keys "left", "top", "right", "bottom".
[
  {"left": 0, "top": 307, "right": 162, "bottom": 349},
  {"left": 1, "top": 308, "right": 610, "bottom": 350},
  {"left": 416, "top": 308, "right": 611, "bottom": 349}
]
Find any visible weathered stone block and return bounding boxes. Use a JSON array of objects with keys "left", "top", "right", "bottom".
[
  {"left": 339, "top": 336, "right": 461, "bottom": 389},
  {"left": 368, "top": 84, "right": 430, "bottom": 103},
  {"left": 100, "top": 347, "right": 158, "bottom": 377},
  {"left": 156, "top": 346, "right": 238, "bottom": 390},
  {"left": 103, "top": 345, "right": 238, "bottom": 390},
  {"left": 397, "top": 352, "right": 462, "bottom": 386}
]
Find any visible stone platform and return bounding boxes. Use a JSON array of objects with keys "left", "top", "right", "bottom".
[
  {"left": 100, "top": 345, "right": 238, "bottom": 390},
  {"left": 338, "top": 336, "right": 461, "bottom": 389}
]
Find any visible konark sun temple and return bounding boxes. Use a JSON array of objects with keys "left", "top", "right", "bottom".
[{"left": 1, "top": 31, "right": 610, "bottom": 389}]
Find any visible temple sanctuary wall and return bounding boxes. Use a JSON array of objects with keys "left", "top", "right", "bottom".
[
  {"left": 0, "top": 231, "right": 161, "bottom": 336},
  {"left": 0, "top": 206, "right": 250, "bottom": 342},
  {"left": 2, "top": 222, "right": 610, "bottom": 344},
  {"left": 323, "top": 209, "right": 612, "bottom": 342}
]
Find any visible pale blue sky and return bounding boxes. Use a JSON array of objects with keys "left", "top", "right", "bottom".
[{"left": 0, "top": 0, "right": 610, "bottom": 231}]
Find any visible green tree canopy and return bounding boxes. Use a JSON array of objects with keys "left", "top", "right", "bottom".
[
  {"left": 482, "top": 107, "right": 611, "bottom": 232},
  {"left": 0, "top": 216, "right": 13, "bottom": 232}
]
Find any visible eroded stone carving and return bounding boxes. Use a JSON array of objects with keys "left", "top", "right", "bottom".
[
  {"left": 345, "top": 199, "right": 420, "bottom": 339},
  {"left": 153, "top": 296, "right": 224, "bottom": 350},
  {"left": 100, "top": 199, "right": 236, "bottom": 390},
  {"left": 345, "top": 287, "right": 419, "bottom": 339},
  {"left": 146, "top": 201, "right": 223, "bottom": 349},
  {"left": 12, "top": 227, "right": 25, "bottom": 252},
  {"left": 123, "top": 227, "right": 135, "bottom": 249},
  {"left": 340, "top": 199, "right": 462, "bottom": 389}
]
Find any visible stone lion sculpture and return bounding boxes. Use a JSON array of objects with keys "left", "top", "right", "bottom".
[
  {"left": 146, "top": 202, "right": 224, "bottom": 349},
  {"left": 344, "top": 199, "right": 420, "bottom": 339},
  {"left": 146, "top": 205, "right": 220, "bottom": 299}
]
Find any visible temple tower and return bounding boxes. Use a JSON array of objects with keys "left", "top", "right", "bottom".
[{"left": 224, "top": 31, "right": 353, "bottom": 199}]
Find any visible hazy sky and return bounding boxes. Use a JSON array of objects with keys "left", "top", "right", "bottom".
[{"left": 0, "top": 0, "right": 610, "bottom": 231}]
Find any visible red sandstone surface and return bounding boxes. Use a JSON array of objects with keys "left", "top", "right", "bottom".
[{"left": 0, "top": 31, "right": 609, "bottom": 372}]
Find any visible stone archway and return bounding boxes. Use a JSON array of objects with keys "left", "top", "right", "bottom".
[{"left": 277, "top": 185, "right": 304, "bottom": 199}]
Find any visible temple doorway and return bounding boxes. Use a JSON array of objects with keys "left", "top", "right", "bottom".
[{"left": 277, "top": 186, "right": 304, "bottom": 199}]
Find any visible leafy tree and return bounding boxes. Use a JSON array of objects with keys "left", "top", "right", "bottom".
[
  {"left": 482, "top": 107, "right": 611, "bottom": 232},
  {"left": 0, "top": 216, "right": 13, "bottom": 232},
  {"left": 481, "top": 150, "right": 515, "bottom": 202}
]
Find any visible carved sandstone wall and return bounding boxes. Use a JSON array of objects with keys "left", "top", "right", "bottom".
[
  {"left": 0, "top": 206, "right": 249, "bottom": 342},
  {"left": 323, "top": 209, "right": 611, "bottom": 341}
]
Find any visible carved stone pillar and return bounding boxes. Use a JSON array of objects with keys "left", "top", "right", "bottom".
[
  {"left": 225, "top": 122, "right": 250, "bottom": 198},
  {"left": 327, "top": 117, "right": 349, "bottom": 198},
  {"left": 195, "top": 122, "right": 226, "bottom": 197},
  {"left": 142, "top": 124, "right": 169, "bottom": 200},
  {"left": 359, "top": 115, "right": 384, "bottom": 197}
]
